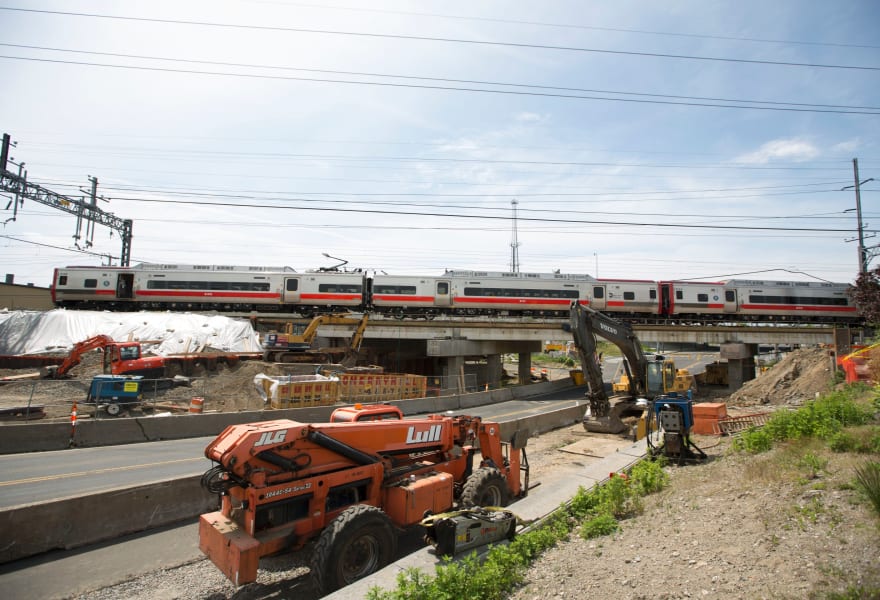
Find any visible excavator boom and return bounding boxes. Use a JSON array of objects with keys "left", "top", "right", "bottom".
[{"left": 569, "top": 303, "right": 649, "bottom": 434}]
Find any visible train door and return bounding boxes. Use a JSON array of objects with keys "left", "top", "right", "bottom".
[
  {"left": 590, "top": 285, "right": 606, "bottom": 310},
  {"left": 434, "top": 280, "right": 452, "bottom": 307},
  {"left": 660, "top": 283, "right": 673, "bottom": 316},
  {"left": 723, "top": 288, "right": 737, "bottom": 314},
  {"left": 115, "top": 273, "right": 134, "bottom": 299},
  {"left": 283, "top": 277, "right": 301, "bottom": 303}
]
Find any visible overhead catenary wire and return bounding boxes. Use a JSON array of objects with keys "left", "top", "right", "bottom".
[
  {"left": 3, "top": 43, "right": 878, "bottom": 113},
  {"left": 2, "top": 54, "right": 877, "bottom": 115},
  {"left": 2, "top": 6, "right": 878, "bottom": 72}
]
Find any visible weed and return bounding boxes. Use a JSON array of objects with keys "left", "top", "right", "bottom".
[
  {"left": 580, "top": 513, "right": 619, "bottom": 539},
  {"left": 853, "top": 460, "right": 880, "bottom": 518},
  {"left": 798, "top": 452, "right": 829, "bottom": 480}
]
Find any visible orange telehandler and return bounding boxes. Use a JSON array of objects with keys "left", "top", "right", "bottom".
[
  {"left": 44, "top": 334, "right": 166, "bottom": 379},
  {"left": 198, "top": 405, "right": 529, "bottom": 593}
]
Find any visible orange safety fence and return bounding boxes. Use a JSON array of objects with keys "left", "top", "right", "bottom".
[{"left": 838, "top": 343, "right": 880, "bottom": 385}]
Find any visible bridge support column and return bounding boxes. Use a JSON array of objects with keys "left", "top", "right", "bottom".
[
  {"left": 441, "top": 355, "right": 465, "bottom": 394},
  {"left": 721, "top": 342, "right": 758, "bottom": 392},
  {"left": 518, "top": 352, "right": 532, "bottom": 385},
  {"left": 486, "top": 354, "right": 502, "bottom": 390}
]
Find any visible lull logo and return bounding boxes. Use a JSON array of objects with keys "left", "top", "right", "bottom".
[
  {"left": 254, "top": 429, "right": 287, "bottom": 447},
  {"left": 405, "top": 424, "right": 442, "bottom": 444}
]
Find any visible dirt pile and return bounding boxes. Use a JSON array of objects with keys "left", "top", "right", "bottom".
[{"left": 728, "top": 347, "right": 835, "bottom": 408}]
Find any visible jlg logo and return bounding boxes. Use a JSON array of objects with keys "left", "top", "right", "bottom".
[
  {"left": 254, "top": 430, "right": 287, "bottom": 447},
  {"left": 405, "top": 424, "right": 442, "bottom": 444}
]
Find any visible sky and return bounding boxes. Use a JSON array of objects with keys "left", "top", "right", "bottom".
[{"left": 1, "top": 0, "right": 878, "bottom": 289}]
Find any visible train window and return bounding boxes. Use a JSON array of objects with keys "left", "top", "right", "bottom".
[
  {"left": 373, "top": 285, "right": 417, "bottom": 295},
  {"left": 319, "top": 284, "right": 362, "bottom": 293},
  {"left": 592, "top": 287, "right": 604, "bottom": 299},
  {"left": 84, "top": 279, "right": 98, "bottom": 288},
  {"left": 649, "top": 289, "right": 656, "bottom": 300},
  {"left": 437, "top": 282, "right": 449, "bottom": 295},
  {"left": 623, "top": 292, "right": 635, "bottom": 301},
  {"left": 188, "top": 281, "right": 208, "bottom": 290},
  {"left": 286, "top": 279, "right": 299, "bottom": 292},
  {"left": 697, "top": 294, "right": 709, "bottom": 302},
  {"left": 253, "top": 282, "right": 270, "bottom": 292},
  {"left": 58, "top": 275, "right": 68, "bottom": 285},
  {"left": 464, "top": 286, "right": 578, "bottom": 299},
  {"left": 675, "top": 290, "right": 683, "bottom": 300},
  {"left": 209, "top": 281, "right": 229, "bottom": 290},
  {"left": 725, "top": 291, "right": 735, "bottom": 302},
  {"left": 749, "top": 294, "right": 848, "bottom": 306}
]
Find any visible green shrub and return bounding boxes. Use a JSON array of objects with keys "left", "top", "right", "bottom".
[
  {"left": 734, "top": 388, "right": 877, "bottom": 454},
  {"left": 733, "top": 426, "right": 774, "bottom": 454},
  {"left": 580, "top": 513, "right": 619, "bottom": 539},
  {"left": 629, "top": 456, "right": 669, "bottom": 495}
]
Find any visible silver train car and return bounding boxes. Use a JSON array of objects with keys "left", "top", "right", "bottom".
[{"left": 51, "top": 264, "right": 859, "bottom": 323}]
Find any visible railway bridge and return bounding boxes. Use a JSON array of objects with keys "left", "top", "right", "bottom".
[{"left": 251, "top": 314, "right": 857, "bottom": 392}]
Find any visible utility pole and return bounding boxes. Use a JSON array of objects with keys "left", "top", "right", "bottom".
[
  {"left": 844, "top": 158, "right": 875, "bottom": 275},
  {"left": 509, "top": 199, "right": 520, "bottom": 273}
]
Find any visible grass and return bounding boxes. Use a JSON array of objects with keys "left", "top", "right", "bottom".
[{"left": 366, "top": 459, "right": 669, "bottom": 600}]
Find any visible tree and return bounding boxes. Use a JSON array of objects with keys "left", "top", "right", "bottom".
[{"left": 848, "top": 266, "right": 880, "bottom": 324}]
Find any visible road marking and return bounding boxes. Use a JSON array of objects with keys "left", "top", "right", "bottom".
[{"left": 0, "top": 457, "right": 204, "bottom": 487}]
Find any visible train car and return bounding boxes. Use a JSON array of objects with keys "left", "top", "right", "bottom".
[
  {"left": 369, "top": 275, "right": 448, "bottom": 317},
  {"left": 281, "top": 270, "right": 366, "bottom": 314},
  {"left": 661, "top": 281, "right": 729, "bottom": 321},
  {"left": 723, "top": 279, "right": 857, "bottom": 322},
  {"left": 441, "top": 270, "right": 593, "bottom": 317},
  {"left": 589, "top": 278, "right": 661, "bottom": 319},
  {"left": 52, "top": 264, "right": 368, "bottom": 313},
  {"left": 52, "top": 265, "right": 137, "bottom": 310}
]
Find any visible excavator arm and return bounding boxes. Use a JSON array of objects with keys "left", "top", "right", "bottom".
[
  {"left": 568, "top": 303, "right": 649, "bottom": 434},
  {"left": 51, "top": 334, "right": 115, "bottom": 378}
]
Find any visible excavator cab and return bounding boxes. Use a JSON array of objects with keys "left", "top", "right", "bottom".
[{"left": 645, "top": 357, "right": 678, "bottom": 396}]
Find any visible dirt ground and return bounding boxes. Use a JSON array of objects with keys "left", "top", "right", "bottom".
[{"left": 508, "top": 348, "right": 880, "bottom": 600}]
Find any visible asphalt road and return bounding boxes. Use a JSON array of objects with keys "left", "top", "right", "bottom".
[{"left": 0, "top": 389, "right": 588, "bottom": 509}]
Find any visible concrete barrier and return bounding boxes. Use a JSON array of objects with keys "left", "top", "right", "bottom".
[
  {"left": 0, "top": 382, "right": 577, "bottom": 454},
  {"left": 0, "top": 475, "right": 215, "bottom": 564}
]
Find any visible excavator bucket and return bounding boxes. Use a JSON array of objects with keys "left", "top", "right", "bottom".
[{"left": 582, "top": 396, "right": 641, "bottom": 434}]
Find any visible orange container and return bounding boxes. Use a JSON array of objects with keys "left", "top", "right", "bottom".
[{"left": 691, "top": 403, "right": 727, "bottom": 435}]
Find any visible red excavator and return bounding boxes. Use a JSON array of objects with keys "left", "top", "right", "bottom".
[
  {"left": 198, "top": 405, "right": 529, "bottom": 593},
  {"left": 45, "top": 334, "right": 166, "bottom": 379}
]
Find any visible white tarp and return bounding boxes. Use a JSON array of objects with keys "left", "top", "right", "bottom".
[{"left": 0, "top": 309, "right": 263, "bottom": 356}]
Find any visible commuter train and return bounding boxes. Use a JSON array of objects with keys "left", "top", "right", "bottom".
[{"left": 50, "top": 263, "right": 859, "bottom": 323}]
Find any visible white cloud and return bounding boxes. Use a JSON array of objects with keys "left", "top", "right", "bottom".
[
  {"left": 735, "top": 138, "right": 820, "bottom": 164},
  {"left": 831, "top": 139, "right": 860, "bottom": 154}
]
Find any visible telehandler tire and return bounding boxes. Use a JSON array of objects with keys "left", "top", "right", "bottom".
[
  {"left": 310, "top": 504, "right": 397, "bottom": 594},
  {"left": 460, "top": 467, "right": 510, "bottom": 507}
]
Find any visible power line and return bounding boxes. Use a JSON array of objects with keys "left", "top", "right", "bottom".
[
  {"left": 105, "top": 195, "right": 859, "bottom": 233},
  {"left": 256, "top": 1, "right": 880, "bottom": 51},
  {"left": 2, "top": 6, "right": 878, "bottom": 72},
  {"left": 4, "top": 43, "right": 878, "bottom": 112},
  {"left": 4, "top": 54, "right": 877, "bottom": 115}
]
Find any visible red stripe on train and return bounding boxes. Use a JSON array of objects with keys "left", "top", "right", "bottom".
[
  {"left": 740, "top": 304, "right": 856, "bottom": 312},
  {"left": 372, "top": 295, "right": 435, "bottom": 303},
  {"left": 452, "top": 297, "right": 574, "bottom": 305}
]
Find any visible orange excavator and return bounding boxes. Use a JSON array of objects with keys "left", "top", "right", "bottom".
[
  {"left": 45, "top": 334, "right": 166, "bottom": 379},
  {"left": 198, "top": 405, "right": 529, "bottom": 593}
]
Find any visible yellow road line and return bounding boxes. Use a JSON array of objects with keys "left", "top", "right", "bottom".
[{"left": 0, "top": 457, "right": 204, "bottom": 487}]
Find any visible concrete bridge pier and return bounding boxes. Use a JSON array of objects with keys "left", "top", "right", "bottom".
[
  {"left": 428, "top": 337, "right": 541, "bottom": 394},
  {"left": 721, "top": 342, "right": 758, "bottom": 391}
]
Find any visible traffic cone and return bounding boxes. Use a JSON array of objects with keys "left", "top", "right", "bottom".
[{"left": 69, "top": 401, "right": 78, "bottom": 447}]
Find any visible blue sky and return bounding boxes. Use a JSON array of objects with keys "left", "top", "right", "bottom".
[{"left": 1, "top": 0, "right": 878, "bottom": 289}]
